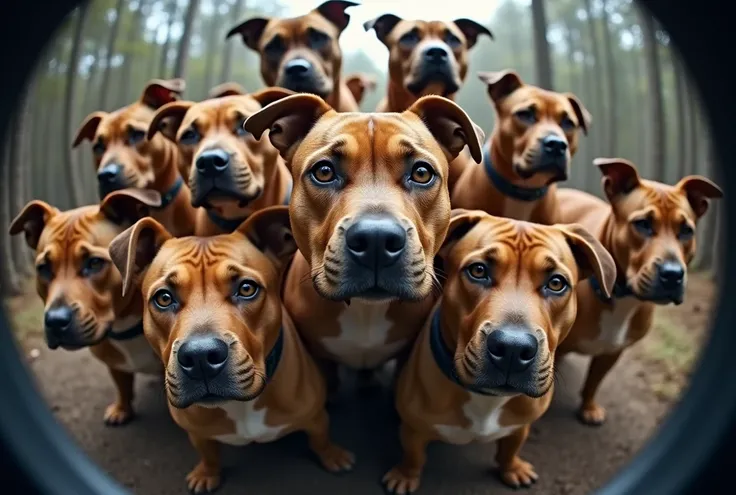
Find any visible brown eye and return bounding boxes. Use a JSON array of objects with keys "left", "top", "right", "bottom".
[
  {"left": 310, "top": 160, "right": 336, "bottom": 184},
  {"left": 410, "top": 162, "right": 435, "bottom": 185},
  {"left": 237, "top": 280, "right": 259, "bottom": 300},
  {"left": 467, "top": 262, "right": 490, "bottom": 281},
  {"left": 153, "top": 289, "right": 175, "bottom": 309},
  {"left": 545, "top": 275, "right": 568, "bottom": 294}
]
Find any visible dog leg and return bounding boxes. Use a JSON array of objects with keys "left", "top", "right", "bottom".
[
  {"left": 304, "top": 409, "right": 355, "bottom": 473},
  {"left": 185, "top": 433, "right": 221, "bottom": 494},
  {"left": 104, "top": 368, "right": 135, "bottom": 426},
  {"left": 382, "top": 423, "right": 430, "bottom": 495},
  {"left": 495, "top": 425, "right": 538, "bottom": 488},
  {"left": 578, "top": 351, "right": 622, "bottom": 426},
  {"left": 356, "top": 368, "right": 382, "bottom": 395},
  {"left": 317, "top": 357, "right": 341, "bottom": 405}
]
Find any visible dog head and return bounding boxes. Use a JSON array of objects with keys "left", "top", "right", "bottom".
[
  {"left": 9, "top": 189, "right": 161, "bottom": 350},
  {"left": 595, "top": 158, "right": 723, "bottom": 305},
  {"left": 73, "top": 79, "right": 185, "bottom": 199},
  {"left": 364, "top": 15, "right": 492, "bottom": 98},
  {"left": 478, "top": 70, "right": 591, "bottom": 186},
  {"left": 147, "top": 88, "right": 293, "bottom": 218},
  {"left": 245, "top": 93, "right": 484, "bottom": 302},
  {"left": 109, "top": 206, "right": 297, "bottom": 408},
  {"left": 226, "top": 1, "right": 358, "bottom": 99},
  {"left": 437, "top": 209, "right": 616, "bottom": 397}
]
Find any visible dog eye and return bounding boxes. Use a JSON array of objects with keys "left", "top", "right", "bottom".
[
  {"left": 515, "top": 108, "right": 537, "bottom": 124},
  {"left": 234, "top": 119, "right": 249, "bottom": 137},
  {"left": 678, "top": 223, "right": 695, "bottom": 241},
  {"left": 560, "top": 115, "right": 576, "bottom": 132},
  {"left": 36, "top": 261, "right": 53, "bottom": 281},
  {"left": 632, "top": 218, "right": 654, "bottom": 236},
  {"left": 409, "top": 162, "right": 436, "bottom": 185},
  {"left": 308, "top": 29, "right": 330, "bottom": 50},
  {"left": 444, "top": 31, "right": 462, "bottom": 49},
  {"left": 179, "top": 127, "right": 200, "bottom": 146},
  {"left": 236, "top": 280, "right": 259, "bottom": 300},
  {"left": 265, "top": 36, "right": 285, "bottom": 58},
  {"left": 545, "top": 275, "right": 568, "bottom": 294},
  {"left": 92, "top": 140, "right": 106, "bottom": 156},
  {"left": 152, "top": 289, "right": 175, "bottom": 310},
  {"left": 466, "top": 263, "right": 491, "bottom": 282},
  {"left": 310, "top": 160, "right": 337, "bottom": 184},
  {"left": 127, "top": 128, "right": 146, "bottom": 146},
  {"left": 399, "top": 30, "right": 419, "bottom": 48},
  {"left": 82, "top": 257, "right": 106, "bottom": 276}
]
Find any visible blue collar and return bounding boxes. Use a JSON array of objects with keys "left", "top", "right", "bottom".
[
  {"left": 155, "top": 176, "right": 184, "bottom": 210},
  {"left": 588, "top": 275, "right": 633, "bottom": 303},
  {"left": 264, "top": 328, "right": 284, "bottom": 382},
  {"left": 483, "top": 142, "right": 549, "bottom": 202},
  {"left": 107, "top": 320, "right": 144, "bottom": 341},
  {"left": 205, "top": 182, "right": 292, "bottom": 233}
]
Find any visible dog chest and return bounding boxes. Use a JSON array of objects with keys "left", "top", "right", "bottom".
[
  {"left": 434, "top": 394, "right": 518, "bottom": 445},
  {"left": 577, "top": 297, "right": 640, "bottom": 355},
  {"left": 213, "top": 401, "right": 287, "bottom": 446},
  {"left": 502, "top": 197, "right": 538, "bottom": 221},
  {"left": 107, "top": 316, "right": 161, "bottom": 374}
]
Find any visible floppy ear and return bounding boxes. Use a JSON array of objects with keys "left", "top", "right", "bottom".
[
  {"left": 226, "top": 17, "right": 270, "bottom": 51},
  {"left": 595, "top": 157, "right": 641, "bottom": 200},
  {"left": 363, "top": 13, "right": 403, "bottom": 45},
  {"left": 315, "top": 0, "right": 358, "bottom": 33},
  {"left": 248, "top": 87, "right": 296, "bottom": 108},
  {"left": 452, "top": 19, "right": 493, "bottom": 49},
  {"left": 208, "top": 82, "right": 247, "bottom": 99},
  {"left": 437, "top": 209, "right": 486, "bottom": 260},
  {"left": 244, "top": 93, "right": 333, "bottom": 160},
  {"left": 72, "top": 111, "right": 107, "bottom": 148},
  {"left": 565, "top": 93, "right": 592, "bottom": 136},
  {"left": 478, "top": 70, "right": 523, "bottom": 102},
  {"left": 9, "top": 200, "right": 59, "bottom": 250},
  {"left": 109, "top": 218, "right": 172, "bottom": 298},
  {"left": 140, "top": 78, "right": 186, "bottom": 109},
  {"left": 407, "top": 95, "right": 485, "bottom": 163},
  {"left": 147, "top": 100, "right": 195, "bottom": 142},
  {"left": 675, "top": 175, "right": 724, "bottom": 219},
  {"left": 560, "top": 223, "right": 617, "bottom": 299},
  {"left": 100, "top": 188, "right": 162, "bottom": 225},
  {"left": 236, "top": 205, "right": 297, "bottom": 271},
  {"left": 345, "top": 73, "right": 377, "bottom": 105}
]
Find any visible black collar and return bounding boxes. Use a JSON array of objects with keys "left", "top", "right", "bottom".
[
  {"left": 483, "top": 142, "right": 549, "bottom": 202},
  {"left": 107, "top": 320, "right": 145, "bottom": 341},
  {"left": 589, "top": 275, "right": 633, "bottom": 303},
  {"left": 264, "top": 328, "right": 284, "bottom": 382},
  {"left": 155, "top": 176, "right": 184, "bottom": 210},
  {"left": 205, "top": 182, "right": 293, "bottom": 233}
]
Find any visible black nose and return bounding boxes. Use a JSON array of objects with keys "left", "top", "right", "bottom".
[
  {"left": 284, "top": 58, "right": 312, "bottom": 77},
  {"left": 486, "top": 328, "right": 538, "bottom": 373},
  {"left": 196, "top": 149, "right": 230, "bottom": 177},
  {"left": 44, "top": 306, "right": 73, "bottom": 334},
  {"left": 97, "top": 164, "right": 122, "bottom": 183},
  {"left": 658, "top": 261, "right": 685, "bottom": 290},
  {"left": 424, "top": 46, "right": 449, "bottom": 64},
  {"left": 541, "top": 135, "right": 568, "bottom": 157},
  {"left": 177, "top": 335, "right": 229, "bottom": 381},
  {"left": 345, "top": 215, "right": 407, "bottom": 269}
]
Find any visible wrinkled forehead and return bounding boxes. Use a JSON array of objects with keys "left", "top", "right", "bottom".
[
  {"left": 390, "top": 20, "right": 461, "bottom": 41},
  {"left": 179, "top": 97, "right": 260, "bottom": 135},
  {"left": 618, "top": 180, "right": 696, "bottom": 222},
  {"left": 97, "top": 104, "right": 155, "bottom": 138},
  {"left": 262, "top": 12, "right": 339, "bottom": 44},
  {"left": 506, "top": 86, "right": 574, "bottom": 114},
  {"left": 37, "top": 208, "right": 119, "bottom": 259}
]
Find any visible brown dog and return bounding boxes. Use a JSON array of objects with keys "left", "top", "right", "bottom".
[
  {"left": 344, "top": 72, "right": 377, "bottom": 107},
  {"left": 9, "top": 189, "right": 163, "bottom": 425},
  {"left": 207, "top": 81, "right": 247, "bottom": 99},
  {"left": 147, "top": 88, "right": 294, "bottom": 236},
  {"left": 556, "top": 158, "right": 723, "bottom": 425},
  {"left": 226, "top": 0, "right": 360, "bottom": 112},
  {"left": 363, "top": 15, "right": 492, "bottom": 112},
  {"left": 383, "top": 209, "right": 616, "bottom": 493},
  {"left": 73, "top": 79, "right": 196, "bottom": 238},
  {"left": 109, "top": 206, "right": 354, "bottom": 494},
  {"left": 451, "top": 70, "right": 591, "bottom": 222},
  {"left": 244, "top": 92, "right": 484, "bottom": 392}
]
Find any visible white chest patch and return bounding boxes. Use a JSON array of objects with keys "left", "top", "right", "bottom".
[
  {"left": 577, "top": 297, "right": 640, "bottom": 355},
  {"left": 213, "top": 401, "right": 287, "bottom": 446},
  {"left": 434, "top": 394, "right": 518, "bottom": 445},
  {"left": 502, "top": 197, "right": 537, "bottom": 221},
  {"left": 321, "top": 300, "right": 406, "bottom": 369},
  {"left": 107, "top": 316, "right": 161, "bottom": 374}
]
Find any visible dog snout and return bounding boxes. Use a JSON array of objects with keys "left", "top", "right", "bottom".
[
  {"left": 97, "top": 163, "right": 125, "bottom": 198},
  {"left": 486, "top": 327, "right": 538, "bottom": 374},
  {"left": 423, "top": 46, "right": 449, "bottom": 64},
  {"left": 345, "top": 215, "right": 407, "bottom": 269},
  {"left": 177, "top": 335, "right": 230, "bottom": 381},
  {"left": 657, "top": 261, "right": 685, "bottom": 290},
  {"left": 196, "top": 149, "right": 230, "bottom": 178},
  {"left": 284, "top": 58, "right": 313, "bottom": 77},
  {"left": 541, "top": 134, "right": 568, "bottom": 158},
  {"left": 44, "top": 306, "right": 74, "bottom": 335}
]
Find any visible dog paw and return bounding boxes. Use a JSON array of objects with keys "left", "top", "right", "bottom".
[
  {"left": 185, "top": 463, "right": 220, "bottom": 494},
  {"left": 382, "top": 467, "right": 420, "bottom": 495},
  {"left": 578, "top": 402, "right": 607, "bottom": 426},
  {"left": 316, "top": 443, "right": 355, "bottom": 473},
  {"left": 499, "top": 459, "right": 538, "bottom": 489},
  {"left": 103, "top": 403, "right": 134, "bottom": 426}
]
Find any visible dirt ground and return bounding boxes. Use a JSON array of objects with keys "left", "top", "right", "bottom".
[{"left": 5, "top": 274, "right": 717, "bottom": 495}]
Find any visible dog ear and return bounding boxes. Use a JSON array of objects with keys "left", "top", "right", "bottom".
[
  {"left": 408, "top": 95, "right": 485, "bottom": 164},
  {"left": 315, "top": 1, "right": 358, "bottom": 33},
  {"left": 363, "top": 14, "right": 403, "bottom": 45},
  {"left": 452, "top": 19, "right": 493, "bottom": 49},
  {"left": 100, "top": 188, "right": 162, "bottom": 225},
  {"left": 478, "top": 70, "right": 523, "bottom": 102},
  {"left": 9, "top": 200, "right": 59, "bottom": 250},
  {"left": 565, "top": 93, "right": 592, "bottom": 136},
  {"left": 226, "top": 17, "right": 270, "bottom": 51},
  {"left": 594, "top": 157, "right": 641, "bottom": 200},
  {"left": 437, "top": 209, "right": 485, "bottom": 260},
  {"left": 237, "top": 205, "right": 297, "bottom": 271},
  {"left": 675, "top": 175, "right": 724, "bottom": 219},
  {"left": 72, "top": 111, "right": 107, "bottom": 148},
  {"left": 147, "top": 101, "right": 195, "bottom": 142},
  {"left": 109, "top": 217, "right": 172, "bottom": 298},
  {"left": 208, "top": 82, "right": 247, "bottom": 99},
  {"left": 140, "top": 78, "right": 186, "bottom": 109},
  {"left": 345, "top": 73, "right": 377, "bottom": 105},
  {"left": 560, "top": 223, "right": 617, "bottom": 299},
  {"left": 244, "top": 93, "right": 333, "bottom": 161},
  {"left": 249, "top": 87, "right": 296, "bottom": 108}
]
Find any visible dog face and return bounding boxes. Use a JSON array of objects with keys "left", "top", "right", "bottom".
[
  {"left": 245, "top": 93, "right": 484, "bottom": 302},
  {"left": 8, "top": 190, "right": 161, "bottom": 350},
  {"left": 479, "top": 70, "right": 591, "bottom": 187},
  {"left": 437, "top": 210, "right": 615, "bottom": 397},
  {"left": 226, "top": 1, "right": 357, "bottom": 99},
  {"left": 147, "top": 88, "right": 293, "bottom": 218},
  {"left": 109, "top": 207, "right": 296, "bottom": 408},
  {"left": 364, "top": 15, "right": 492, "bottom": 98},
  {"left": 73, "top": 79, "right": 185, "bottom": 200},
  {"left": 596, "top": 158, "right": 723, "bottom": 305}
]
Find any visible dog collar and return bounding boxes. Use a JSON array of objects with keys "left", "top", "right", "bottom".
[
  {"left": 264, "top": 328, "right": 284, "bottom": 382},
  {"left": 107, "top": 320, "right": 144, "bottom": 341},
  {"left": 429, "top": 309, "right": 497, "bottom": 396},
  {"left": 482, "top": 142, "right": 549, "bottom": 202},
  {"left": 206, "top": 183, "right": 293, "bottom": 233},
  {"left": 155, "top": 176, "right": 184, "bottom": 210},
  {"left": 588, "top": 275, "right": 633, "bottom": 303}
]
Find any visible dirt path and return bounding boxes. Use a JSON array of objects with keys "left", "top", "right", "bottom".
[{"left": 8, "top": 274, "right": 716, "bottom": 495}]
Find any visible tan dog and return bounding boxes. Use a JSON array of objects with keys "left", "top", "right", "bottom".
[
  {"left": 147, "top": 88, "right": 294, "bottom": 236},
  {"left": 9, "top": 189, "right": 163, "bottom": 425},
  {"left": 109, "top": 206, "right": 354, "bottom": 494},
  {"left": 73, "top": 79, "right": 196, "bottom": 237},
  {"left": 556, "top": 158, "right": 723, "bottom": 425},
  {"left": 451, "top": 70, "right": 591, "bottom": 222},
  {"left": 363, "top": 15, "right": 492, "bottom": 112},
  {"left": 344, "top": 72, "right": 377, "bottom": 107},
  {"left": 383, "top": 210, "right": 616, "bottom": 493},
  {"left": 226, "top": 0, "right": 360, "bottom": 112},
  {"left": 207, "top": 81, "right": 247, "bottom": 99},
  {"left": 244, "top": 93, "right": 484, "bottom": 392}
]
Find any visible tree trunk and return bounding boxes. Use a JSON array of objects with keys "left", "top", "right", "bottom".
[
  {"left": 10, "top": 86, "right": 33, "bottom": 277},
  {"left": 631, "top": 50, "right": 647, "bottom": 168},
  {"left": 172, "top": 0, "right": 201, "bottom": 80},
  {"left": 84, "top": 45, "right": 104, "bottom": 114},
  {"left": 582, "top": 0, "right": 605, "bottom": 160},
  {"left": 98, "top": 0, "right": 125, "bottom": 110},
  {"left": 118, "top": 0, "right": 148, "bottom": 105},
  {"left": 203, "top": 9, "right": 222, "bottom": 94},
  {"left": 639, "top": 8, "right": 666, "bottom": 181},
  {"left": 220, "top": 0, "right": 246, "bottom": 83},
  {"left": 1, "top": 134, "right": 22, "bottom": 296},
  {"left": 671, "top": 52, "right": 688, "bottom": 178},
  {"left": 530, "top": 0, "right": 554, "bottom": 90},
  {"left": 159, "top": 0, "right": 180, "bottom": 78},
  {"left": 564, "top": 23, "right": 585, "bottom": 191},
  {"left": 600, "top": 0, "right": 617, "bottom": 155},
  {"left": 693, "top": 144, "right": 718, "bottom": 270},
  {"left": 687, "top": 86, "right": 700, "bottom": 178}
]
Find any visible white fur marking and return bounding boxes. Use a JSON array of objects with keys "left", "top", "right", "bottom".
[
  {"left": 578, "top": 296, "right": 640, "bottom": 355},
  {"left": 214, "top": 401, "right": 287, "bottom": 446},
  {"left": 434, "top": 394, "right": 518, "bottom": 444}
]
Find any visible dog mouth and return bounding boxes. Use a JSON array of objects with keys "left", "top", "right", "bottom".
[
  {"left": 277, "top": 76, "right": 330, "bottom": 98},
  {"left": 514, "top": 161, "right": 568, "bottom": 184},
  {"left": 45, "top": 325, "right": 109, "bottom": 351},
  {"left": 407, "top": 68, "right": 460, "bottom": 96},
  {"left": 191, "top": 182, "right": 261, "bottom": 209}
]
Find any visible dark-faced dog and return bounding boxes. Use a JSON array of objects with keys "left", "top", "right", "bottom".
[{"left": 9, "top": 189, "right": 163, "bottom": 425}]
